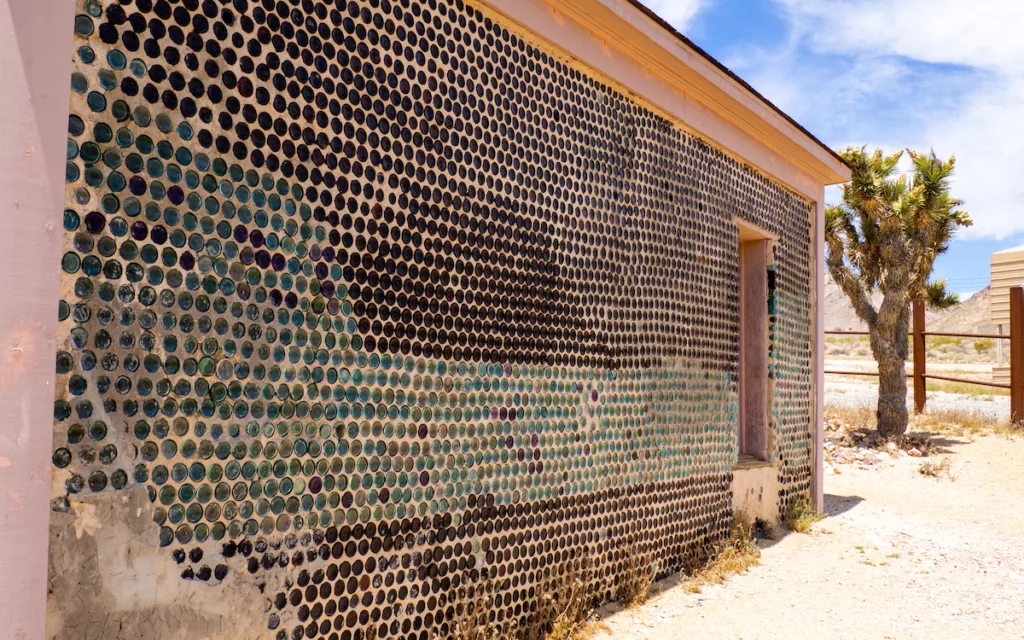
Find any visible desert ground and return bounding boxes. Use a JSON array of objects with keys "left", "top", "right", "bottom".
[{"left": 593, "top": 426, "right": 1024, "bottom": 640}]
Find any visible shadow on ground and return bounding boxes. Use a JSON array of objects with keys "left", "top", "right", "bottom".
[
  {"left": 824, "top": 493, "right": 864, "bottom": 518},
  {"left": 755, "top": 493, "right": 863, "bottom": 551},
  {"left": 924, "top": 435, "right": 977, "bottom": 455},
  {"left": 591, "top": 494, "right": 867, "bottom": 628}
]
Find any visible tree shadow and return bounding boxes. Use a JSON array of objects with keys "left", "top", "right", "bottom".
[
  {"left": 756, "top": 530, "right": 789, "bottom": 550},
  {"left": 824, "top": 493, "right": 864, "bottom": 518},
  {"left": 755, "top": 493, "right": 864, "bottom": 551},
  {"left": 922, "top": 435, "right": 976, "bottom": 454}
]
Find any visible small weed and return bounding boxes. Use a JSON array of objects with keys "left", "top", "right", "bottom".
[
  {"left": 918, "top": 456, "right": 954, "bottom": 480},
  {"left": 784, "top": 495, "right": 822, "bottom": 533},
  {"left": 973, "top": 338, "right": 995, "bottom": 353},
  {"left": 886, "top": 553, "right": 901, "bottom": 559},
  {"left": 443, "top": 559, "right": 600, "bottom": 640},
  {"left": 446, "top": 574, "right": 519, "bottom": 640},
  {"left": 928, "top": 335, "right": 964, "bottom": 348},
  {"left": 683, "top": 518, "right": 761, "bottom": 594},
  {"left": 615, "top": 540, "right": 655, "bottom": 608},
  {"left": 531, "top": 557, "right": 595, "bottom": 640},
  {"left": 854, "top": 545, "right": 865, "bottom": 554}
]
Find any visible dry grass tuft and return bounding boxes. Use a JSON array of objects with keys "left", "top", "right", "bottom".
[
  {"left": 784, "top": 495, "right": 822, "bottom": 534},
  {"left": 912, "top": 407, "right": 1017, "bottom": 438},
  {"left": 918, "top": 456, "right": 954, "bottom": 480},
  {"left": 973, "top": 338, "right": 996, "bottom": 353},
  {"left": 926, "top": 379, "right": 1009, "bottom": 397},
  {"left": 683, "top": 518, "right": 761, "bottom": 594},
  {"left": 443, "top": 559, "right": 601, "bottom": 640},
  {"left": 826, "top": 403, "right": 1019, "bottom": 451},
  {"left": 446, "top": 575, "right": 519, "bottom": 640},
  {"left": 539, "top": 592, "right": 591, "bottom": 640},
  {"left": 615, "top": 541, "right": 655, "bottom": 608},
  {"left": 826, "top": 403, "right": 1013, "bottom": 436},
  {"left": 531, "top": 557, "right": 596, "bottom": 640},
  {"left": 827, "top": 403, "right": 877, "bottom": 432}
]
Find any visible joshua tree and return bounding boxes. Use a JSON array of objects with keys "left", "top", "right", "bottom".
[{"left": 825, "top": 147, "right": 972, "bottom": 437}]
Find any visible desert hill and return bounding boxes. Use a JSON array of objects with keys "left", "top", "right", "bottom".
[{"left": 824, "top": 276, "right": 996, "bottom": 334}]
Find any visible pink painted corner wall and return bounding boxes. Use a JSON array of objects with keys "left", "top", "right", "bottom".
[
  {"left": 739, "top": 239, "right": 769, "bottom": 461},
  {"left": 0, "top": 0, "right": 75, "bottom": 637}
]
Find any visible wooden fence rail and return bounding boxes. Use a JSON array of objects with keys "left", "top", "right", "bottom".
[{"left": 825, "top": 285, "right": 1023, "bottom": 424}]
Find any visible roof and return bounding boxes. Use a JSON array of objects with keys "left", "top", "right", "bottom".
[
  {"left": 993, "top": 244, "right": 1024, "bottom": 255},
  {"left": 623, "top": 0, "right": 850, "bottom": 170}
]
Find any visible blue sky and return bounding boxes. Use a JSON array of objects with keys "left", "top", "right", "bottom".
[{"left": 639, "top": 0, "right": 1024, "bottom": 296}]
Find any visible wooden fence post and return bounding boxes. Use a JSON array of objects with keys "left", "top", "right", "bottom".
[
  {"left": 913, "top": 300, "right": 926, "bottom": 414},
  {"left": 1011, "top": 287, "right": 1023, "bottom": 425}
]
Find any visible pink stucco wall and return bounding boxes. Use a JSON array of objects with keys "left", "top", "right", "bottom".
[
  {"left": 0, "top": 0, "right": 75, "bottom": 637},
  {"left": 814, "top": 197, "right": 826, "bottom": 511}
]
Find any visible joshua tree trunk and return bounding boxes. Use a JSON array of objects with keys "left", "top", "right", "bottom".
[
  {"left": 874, "top": 343, "right": 909, "bottom": 438},
  {"left": 870, "top": 306, "right": 910, "bottom": 438}
]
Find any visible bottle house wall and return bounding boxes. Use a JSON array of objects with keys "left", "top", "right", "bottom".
[{"left": 47, "top": 0, "right": 815, "bottom": 637}]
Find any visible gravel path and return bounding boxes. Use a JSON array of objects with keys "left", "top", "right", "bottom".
[{"left": 591, "top": 434, "right": 1024, "bottom": 640}]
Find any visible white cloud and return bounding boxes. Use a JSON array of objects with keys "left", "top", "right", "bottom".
[
  {"left": 735, "top": 0, "right": 1024, "bottom": 239},
  {"left": 926, "top": 76, "right": 1024, "bottom": 239},
  {"left": 635, "top": 0, "right": 708, "bottom": 32},
  {"left": 774, "top": 0, "right": 1024, "bottom": 71}
]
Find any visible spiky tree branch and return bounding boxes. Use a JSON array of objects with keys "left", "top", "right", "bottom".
[{"left": 825, "top": 206, "right": 877, "bottom": 327}]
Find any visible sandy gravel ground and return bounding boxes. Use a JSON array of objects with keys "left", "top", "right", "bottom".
[
  {"left": 823, "top": 358, "right": 1010, "bottom": 418},
  {"left": 825, "top": 379, "right": 1010, "bottom": 419},
  {"left": 591, "top": 434, "right": 1024, "bottom": 640}
]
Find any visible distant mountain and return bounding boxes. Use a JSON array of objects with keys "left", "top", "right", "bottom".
[
  {"left": 930, "top": 287, "right": 997, "bottom": 334},
  {"left": 824, "top": 276, "right": 996, "bottom": 334}
]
